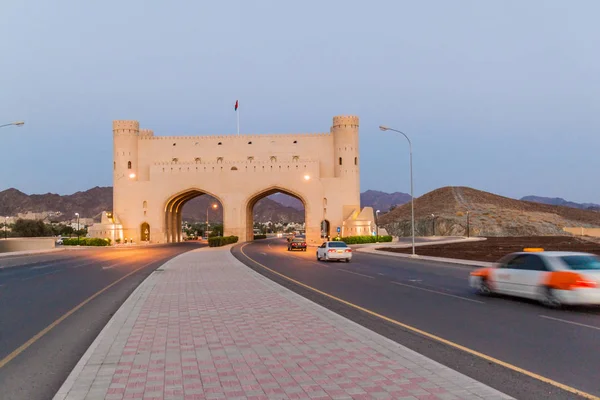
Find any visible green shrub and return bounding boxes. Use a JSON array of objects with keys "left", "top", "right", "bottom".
[
  {"left": 253, "top": 234, "right": 267, "bottom": 240},
  {"left": 62, "top": 237, "right": 111, "bottom": 246},
  {"left": 332, "top": 235, "right": 393, "bottom": 244},
  {"left": 208, "top": 235, "right": 239, "bottom": 247}
]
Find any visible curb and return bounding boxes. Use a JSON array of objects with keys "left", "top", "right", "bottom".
[{"left": 0, "top": 247, "right": 66, "bottom": 259}]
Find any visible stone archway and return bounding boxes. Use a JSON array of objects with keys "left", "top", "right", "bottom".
[
  {"left": 163, "top": 189, "right": 224, "bottom": 243},
  {"left": 140, "top": 222, "right": 150, "bottom": 242},
  {"left": 110, "top": 115, "right": 366, "bottom": 244},
  {"left": 244, "top": 186, "right": 307, "bottom": 242},
  {"left": 321, "top": 219, "right": 331, "bottom": 239}
]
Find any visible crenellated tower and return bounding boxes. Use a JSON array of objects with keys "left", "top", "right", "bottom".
[
  {"left": 113, "top": 120, "right": 140, "bottom": 181},
  {"left": 331, "top": 115, "right": 361, "bottom": 211}
]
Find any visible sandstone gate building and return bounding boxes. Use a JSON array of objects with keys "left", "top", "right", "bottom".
[{"left": 107, "top": 115, "right": 376, "bottom": 245}]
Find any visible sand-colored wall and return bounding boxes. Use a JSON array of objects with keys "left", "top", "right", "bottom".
[
  {"left": 563, "top": 227, "right": 600, "bottom": 237},
  {"left": 0, "top": 238, "right": 56, "bottom": 253},
  {"left": 113, "top": 116, "right": 363, "bottom": 245}
]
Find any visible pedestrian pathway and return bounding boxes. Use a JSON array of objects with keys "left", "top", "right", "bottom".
[{"left": 54, "top": 246, "right": 512, "bottom": 400}]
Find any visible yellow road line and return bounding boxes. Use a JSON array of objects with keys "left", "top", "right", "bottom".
[
  {"left": 239, "top": 243, "right": 600, "bottom": 400},
  {"left": 0, "top": 260, "right": 158, "bottom": 369}
]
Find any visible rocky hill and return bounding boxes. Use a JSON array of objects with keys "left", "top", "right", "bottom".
[
  {"left": 361, "top": 190, "right": 411, "bottom": 212},
  {"left": 379, "top": 186, "right": 600, "bottom": 237},
  {"left": 521, "top": 195, "right": 600, "bottom": 211}
]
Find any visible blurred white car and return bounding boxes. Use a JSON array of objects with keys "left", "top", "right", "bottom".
[
  {"left": 470, "top": 250, "right": 600, "bottom": 307},
  {"left": 316, "top": 241, "right": 352, "bottom": 262}
]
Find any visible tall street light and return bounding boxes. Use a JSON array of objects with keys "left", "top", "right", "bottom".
[
  {"left": 375, "top": 210, "right": 380, "bottom": 241},
  {"left": 4, "top": 216, "right": 7, "bottom": 239},
  {"left": 379, "top": 125, "right": 415, "bottom": 256},
  {"left": 75, "top": 212, "right": 80, "bottom": 245},
  {"left": 206, "top": 203, "right": 218, "bottom": 238},
  {"left": 0, "top": 121, "right": 24, "bottom": 129}
]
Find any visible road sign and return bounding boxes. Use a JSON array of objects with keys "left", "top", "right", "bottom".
[{"left": 337, "top": 227, "right": 341, "bottom": 233}]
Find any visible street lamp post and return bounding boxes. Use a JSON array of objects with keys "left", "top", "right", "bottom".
[
  {"left": 431, "top": 214, "right": 436, "bottom": 236},
  {"left": 4, "top": 216, "right": 7, "bottom": 239},
  {"left": 206, "top": 203, "right": 218, "bottom": 238},
  {"left": 379, "top": 126, "right": 416, "bottom": 256},
  {"left": 375, "top": 210, "right": 380, "bottom": 241},
  {"left": 0, "top": 121, "right": 24, "bottom": 129},
  {"left": 75, "top": 212, "right": 80, "bottom": 245},
  {"left": 466, "top": 211, "right": 470, "bottom": 238}
]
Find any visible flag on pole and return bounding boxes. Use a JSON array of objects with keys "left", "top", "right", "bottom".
[{"left": 234, "top": 100, "right": 238, "bottom": 111}]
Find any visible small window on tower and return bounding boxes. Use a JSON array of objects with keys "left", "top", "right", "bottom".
[
  {"left": 127, "top": 161, "right": 132, "bottom": 169},
  {"left": 339, "top": 157, "right": 342, "bottom": 166},
  {"left": 354, "top": 157, "right": 357, "bottom": 165}
]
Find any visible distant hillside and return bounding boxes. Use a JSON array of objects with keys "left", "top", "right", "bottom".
[
  {"left": 0, "top": 187, "right": 304, "bottom": 223},
  {"left": 268, "top": 192, "right": 304, "bottom": 210},
  {"left": 379, "top": 186, "right": 600, "bottom": 237},
  {"left": 521, "top": 195, "right": 600, "bottom": 211},
  {"left": 0, "top": 187, "right": 112, "bottom": 220},
  {"left": 360, "top": 190, "right": 411, "bottom": 212}
]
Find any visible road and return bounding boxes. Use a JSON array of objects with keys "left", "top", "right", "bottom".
[
  {"left": 0, "top": 243, "right": 201, "bottom": 400},
  {"left": 233, "top": 238, "right": 600, "bottom": 400}
]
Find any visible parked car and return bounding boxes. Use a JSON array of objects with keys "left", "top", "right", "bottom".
[
  {"left": 288, "top": 238, "right": 307, "bottom": 251},
  {"left": 316, "top": 241, "right": 352, "bottom": 262}
]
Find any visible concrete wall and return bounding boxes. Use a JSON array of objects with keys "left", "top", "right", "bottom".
[
  {"left": 0, "top": 238, "right": 56, "bottom": 253},
  {"left": 563, "top": 227, "right": 600, "bottom": 237}
]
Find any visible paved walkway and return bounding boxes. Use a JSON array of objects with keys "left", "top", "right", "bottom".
[{"left": 54, "top": 246, "right": 512, "bottom": 400}]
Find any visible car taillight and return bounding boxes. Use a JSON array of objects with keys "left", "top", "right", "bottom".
[
  {"left": 328, "top": 249, "right": 336, "bottom": 253},
  {"left": 302, "top": 242, "right": 306, "bottom": 246},
  {"left": 345, "top": 249, "right": 352, "bottom": 252},
  {"left": 572, "top": 279, "right": 598, "bottom": 289}
]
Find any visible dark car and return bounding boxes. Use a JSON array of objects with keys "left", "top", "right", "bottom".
[{"left": 288, "top": 238, "right": 307, "bottom": 251}]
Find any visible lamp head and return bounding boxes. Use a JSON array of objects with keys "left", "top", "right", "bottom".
[
  {"left": 14, "top": 121, "right": 25, "bottom": 126},
  {"left": 379, "top": 126, "right": 389, "bottom": 131},
  {"left": 303, "top": 174, "right": 310, "bottom": 181},
  {"left": 128, "top": 173, "right": 136, "bottom": 179}
]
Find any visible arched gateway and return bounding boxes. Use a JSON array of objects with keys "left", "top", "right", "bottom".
[{"left": 110, "top": 115, "right": 375, "bottom": 245}]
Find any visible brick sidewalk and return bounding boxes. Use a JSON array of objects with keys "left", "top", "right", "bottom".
[{"left": 54, "top": 247, "right": 512, "bottom": 400}]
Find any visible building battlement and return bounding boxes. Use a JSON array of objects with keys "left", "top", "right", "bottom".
[{"left": 138, "top": 132, "right": 331, "bottom": 140}]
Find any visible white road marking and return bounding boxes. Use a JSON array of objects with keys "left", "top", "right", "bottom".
[
  {"left": 102, "top": 264, "right": 121, "bottom": 270},
  {"left": 391, "top": 281, "right": 485, "bottom": 304},
  {"left": 22, "top": 270, "right": 61, "bottom": 281},
  {"left": 260, "top": 252, "right": 267, "bottom": 256},
  {"left": 32, "top": 265, "right": 53, "bottom": 270},
  {"left": 377, "top": 273, "right": 385, "bottom": 276},
  {"left": 539, "top": 315, "right": 600, "bottom": 331},
  {"left": 337, "top": 269, "right": 374, "bottom": 279}
]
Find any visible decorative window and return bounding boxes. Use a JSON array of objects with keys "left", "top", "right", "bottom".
[
  {"left": 127, "top": 161, "right": 132, "bottom": 169},
  {"left": 339, "top": 157, "right": 342, "bottom": 166},
  {"left": 231, "top": 166, "right": 238, "bottom": 171},
  {"left": 270, "top": 156, "right": 277, "bottom": 162},
  {"left": 114, "top": 162, "right": 116, "bottom": 170},
  {"left": 248, "top": 141, "right": 253, "bottom": 145},
  {"left": 143, "top": 201, "right": 148, "bottom": 209},
  {"left": 354, "top": 157, "right": 358, "bottom": 165},
  {"left": 293, "top": 140, "right": 298, "bottom": 144},
  {"left": 247, "top": 156, "right": 254, "bottom": 162},
  {"left": 217, "top": 157, "right": 223, "bottom": 163},
  {"left": 172, "top": 158, "right": 178, "bottom": 163},
  {"left": 292, "top": 156, "right": 299, "bottom": 162},
  {"left": 194, "top": 157, "right": 201, "bottom": 163},
  {"left": 218, "top": 142, "right": 222, "bottom": 145},
  {"left": 173, "top": 143, "right": 176, "bottom": 146}
]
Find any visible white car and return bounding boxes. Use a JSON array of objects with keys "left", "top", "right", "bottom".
[
  {"left": 316, "top": 241, "right": 352, "bottom": 262},
  {"left": 469, "top": 250, "right": 600, "bottom": 307}
]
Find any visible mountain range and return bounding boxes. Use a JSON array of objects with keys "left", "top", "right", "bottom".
[
  {"left": 520, "top": 196, "right": 600, "bottom": 211},
  {"left": 0, "top": 186, "right": 597, "bottom": 227}
]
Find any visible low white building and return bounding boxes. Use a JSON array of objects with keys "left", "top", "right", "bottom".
[{"left": 88, "top": 212, "right": 124, "bottom": 243}]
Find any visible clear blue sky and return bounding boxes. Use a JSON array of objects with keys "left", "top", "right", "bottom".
[{"left": 1, "top": 0, "right": 598, "bottom": 203}]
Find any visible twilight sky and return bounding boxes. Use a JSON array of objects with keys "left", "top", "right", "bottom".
[{"left": 1, "top": 0, "right": 598, "bottom": 202}]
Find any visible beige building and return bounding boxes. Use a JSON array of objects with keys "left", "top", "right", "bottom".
[{"left": 108, "top": 115, "right": 375, "bottom": 245}]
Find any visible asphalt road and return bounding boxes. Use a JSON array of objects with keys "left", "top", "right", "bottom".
[
  {"left": 0, "top": 242, "right": 201, "bottom": 400},
  {"left": 233, "top": 238, "right": 600, "bottom": 400}
]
